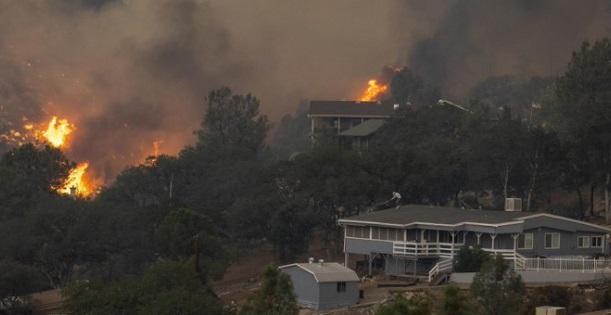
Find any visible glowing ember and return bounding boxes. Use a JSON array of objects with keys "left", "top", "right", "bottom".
[
  {"left": 43, "top": 116, "right": 74, "bottom": 148},
  {"left": 60, "top": 162, "right": 92, "bottom": 197},
  {"left": 359, "top": 79, "right": 388, "bottom": 102}
]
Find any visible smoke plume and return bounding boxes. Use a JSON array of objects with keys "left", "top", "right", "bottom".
[
  {"left": 0, "top": 0, "right": 609, "bottom": 183},
  {"left": 394, "top": 0, "right": 611, "bottom": 98}
]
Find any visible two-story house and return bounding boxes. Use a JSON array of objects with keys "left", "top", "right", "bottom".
[{"left": 308, "top": 100, "right": 396, "bottom": 150}]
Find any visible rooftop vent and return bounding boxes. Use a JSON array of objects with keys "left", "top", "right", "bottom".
[
  {"left": 308, "top": 257, "right": 314, "bottom": 264},
  {"left": 393, "top": 104, "right": 399, "bottom": 110},
  {"left": 505, "top": 198, "right": 522, "bottom": 211},
  {"left": 318, "top": 259, "right": 324, "bottom": 266}
]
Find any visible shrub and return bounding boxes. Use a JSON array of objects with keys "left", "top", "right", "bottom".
[{"left": 454, "top": 245, "right": 491, "bottom": 272}]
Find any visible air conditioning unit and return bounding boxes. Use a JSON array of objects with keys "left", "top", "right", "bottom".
[
  {"left": 505, "top": 198, "right": 523, "bottom": 211},
  {"left": 535, "top": 306, "right": 566, "bottom": 315}
]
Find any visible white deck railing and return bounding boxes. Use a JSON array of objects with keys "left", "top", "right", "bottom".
[
  {"left": 392, "top": 241, "right": 611, "bottom": 276},
  {"left": 519, "top": 257, "right": 611, "bottom": 272},
  {"left": 393, "top": 241, "right": 458, "bottom": 258},
  {"left": 428, "top": 258, "right": 454, "bottom": 283}
]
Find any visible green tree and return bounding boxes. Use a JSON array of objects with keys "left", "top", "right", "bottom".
[
  {"left": 269, "top": 199, "right": 316, "bottom": 263},
  {"left": 196, "top": 87, "right": 271, "bottom": 154},
  {"left": 0, "top": 143, "right": 74, "bottom": 194},
  {"left": 442, "top": 285, "right": 470, "bottom": 315},
  {"left": 239, "top": 265, "right": 298, "bottom": 315},
  {"left": 374, "top": 294, "right": 432, "bottom": 315},
  {"left": 0, "top": 196, "right": 107, "bottom": 288},
  {"left": 155, "top": 208, "right": 229, "bottom": 281},
  {"left": 390, "top": 68, "right": 426, "bottom": 106},
  {"left": 62, "top": 260, "right": 231, "bottom": 315},
  {"left": 523, "top": 126, "right": 563, "bottom": 211},
  {"left": 453, "top": 246, "right": 491, "bottom": 273},
  {"left": 0, "top": 259, "right": 48, "bottom": 313},
  {"left": 555, "top": 38, "right": 611, "bottom": 223},
  {"left": 465, "top": 120, "right": 529, "bottom": 206},
  {"left": 469, "top": 255, "right": 524, "bottom": 315},
  {"left": 0, "top": 144, "right": 75, "bottom": 219},
  {"left": 269, "top": 100, "right": 311, "bottom": 160}
]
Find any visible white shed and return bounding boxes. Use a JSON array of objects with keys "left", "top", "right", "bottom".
[{"left": 279, "top": 260, "right": 360, "bottom": 310}]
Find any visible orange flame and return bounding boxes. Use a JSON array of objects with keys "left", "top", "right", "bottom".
[
  {"left": 60, "top": 162, "right": 92, "bottom": 197},
  {"left": 359, "top": 79, "right": 388, "bottom": 102},
  {"left": 153, "top": 140, "right": 163, "bottom": 157},
  {"left": 43, "top": 116, "right": 74, "bottom": 148}
]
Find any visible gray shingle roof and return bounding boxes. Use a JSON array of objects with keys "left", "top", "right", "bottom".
[
  {"left": 308, "top": 100, "right": 395, "bottom": 118},
  {"left": 339, "top": 119, "right": 385, "bottom": 137},
  {"left": 280, "top": 262, "right": 360, "bottom": 283},
  {"left": 339, "top": 205, "right": 611, "bottom": 233},
  {"left": 339, "top": 204, "right": 527, "bottom": 226}
]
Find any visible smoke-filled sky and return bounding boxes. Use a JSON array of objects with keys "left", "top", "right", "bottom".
[{"left": 0, "top": 0, "right": 609, "bottom": 182}]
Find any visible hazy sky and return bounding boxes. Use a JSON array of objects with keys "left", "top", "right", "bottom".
[{"left": 0, "top": 0, "right": 608, "bottom": 182}]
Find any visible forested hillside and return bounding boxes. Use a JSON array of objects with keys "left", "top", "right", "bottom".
[{"left": 2, "top": 38, "right": 611, "bottom": 314}]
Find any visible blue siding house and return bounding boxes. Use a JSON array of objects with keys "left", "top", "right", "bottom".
[{"left": 338, "top": 204, "right": 611, "bottom": 282}]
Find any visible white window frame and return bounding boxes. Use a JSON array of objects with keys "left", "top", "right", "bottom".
[
  {"left": 577, "top": 236, "right": 590, "bottom": 248},
  {"left": 592, "top": 236, "right": 604, "bottom": 248},
  {"left": 545, "top": 233, "right": 560, "bottom": 249},
  {"left": 517, "top": 233, "right": 533, "bottom": 249}
]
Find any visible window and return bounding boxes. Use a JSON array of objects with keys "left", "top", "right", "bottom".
[
  {"left": 578, "top": 236, "right": 590, "bottom": 248},
  {"left": 379, "top": 228, "right": 388, "bottom": 240},
  {"left": 517, "top": 233, "right": 533, "bottom": 249},
  {"left": 592, "top": 236, "right": 604, "bottom": 248},
  {"left": 336, "top": 282, "right": 346, "bottom": 292},
  {"left": 545, "top": 233, "right": 560, "bottom": 249},
  {"left": 346, "top": 226, "right": 368, "bottom": 238}
]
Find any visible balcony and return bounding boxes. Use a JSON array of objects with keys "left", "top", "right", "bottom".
[{"left": 392, "top": 241, "right": 458, "bottom": 259}]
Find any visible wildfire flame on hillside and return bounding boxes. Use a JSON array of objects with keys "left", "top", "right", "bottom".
[
  {"left": 153, "top": 140, "right": 163, "bottom": 157},
  {"left": 59, "top": 162, "right": 91, "bottom": 196},
  {"left": 359, "top": 79, "right": 388, "bottom": 101},
  {"left": 43, "top": 116, "right": 74, "bottom": 147},
  {"left": 33, "top": 116, "right": 96, "bottom": 198}
]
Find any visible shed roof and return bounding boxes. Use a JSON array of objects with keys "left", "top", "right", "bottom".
[
  {"left": 308, "top": 101, "right": 395, "bottom": 118},
  {"left": 339, "top": 119, "right": 385, "bottom": 137},
  {"left": 279, "top": 262, "right": 359, "bottom": 283}
]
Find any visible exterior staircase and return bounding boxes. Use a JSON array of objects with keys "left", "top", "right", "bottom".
[{"left": 429, "top": 272, "right": 449, "bottom": 286}]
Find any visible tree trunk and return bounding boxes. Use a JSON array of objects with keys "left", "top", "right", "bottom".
[
  {"left": 576, "top": 187, "right": 585, "bottom": 219},
  {"left": 503, "top": 164, "right": 510, "bottom": 202},
  {"left": 590, "top": 183, "right": 596, "bottom": 218},
  {"left": 606, "top": 173, "right": 611, "bottom": 224},
  {"left": 526, "top": 150, "right": 540, "bottom": 212}
]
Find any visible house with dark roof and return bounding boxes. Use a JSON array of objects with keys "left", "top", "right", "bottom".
[
  {"left": 308, "top": 100, "right": 396, "bottom": 149},
  {"left": 279, "top": 260, "right": 360, "bottom": 310},
  {"left": 337, "top": 203, "right": 611, "bottom": 283}
]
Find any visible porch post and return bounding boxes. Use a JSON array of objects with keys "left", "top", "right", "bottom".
[
  {"left": 475, "top": 232, "right": 482, "bottom": 245},
  {"left": 511, "top": 234, "right": 519, "bottom": 250},
  {"left": 511, "top": 234, "right": 520, "bottom": 266},
  {"left": 490, "top": 233, "right": 497, "bottom": 251},
  {"left": 345, "top": 252, "right": 349, "bottom": 268},
  {"left": 450, "top": 231, "right": 457, "bottom": 258},
  {"left": 436, "top": 230, "right": 440, "bottom": 255},
  {"left": 368, "top": 253, "right": 373, "bottom": 276}
]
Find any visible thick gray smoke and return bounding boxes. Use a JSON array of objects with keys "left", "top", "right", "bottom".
[
  {"left": 394, "top": 0, "right": 611, "bottom": 98},
  {"left": 0, "top": 0, "right": 609, "bottom": 183}
]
